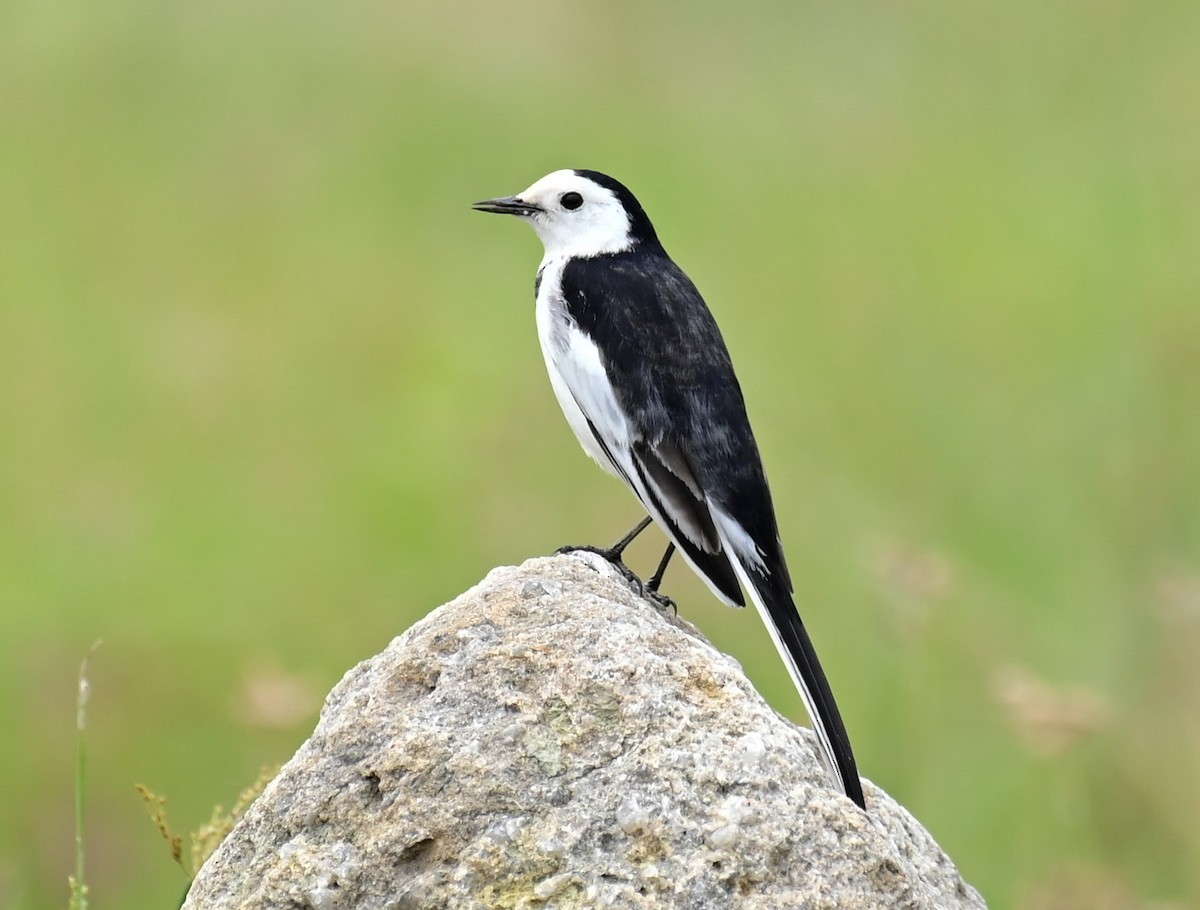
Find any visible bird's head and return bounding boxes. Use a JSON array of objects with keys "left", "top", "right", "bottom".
[{"left": 473, "top": 169, "right": 659, "bottom": 259}]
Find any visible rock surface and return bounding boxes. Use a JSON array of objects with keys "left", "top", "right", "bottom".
[{"left": 183, "top": 554, "right": 986, "bottom": 910}]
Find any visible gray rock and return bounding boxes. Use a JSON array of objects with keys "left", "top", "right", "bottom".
[{"left": 183, "top": 554, "right": 986, "bottom": 910}]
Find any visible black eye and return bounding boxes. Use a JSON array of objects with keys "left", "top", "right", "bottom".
[{"left": 560, "top": 191, "right": 583, "bottom": 210}]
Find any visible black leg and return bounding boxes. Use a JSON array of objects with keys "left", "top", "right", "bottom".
[
  {"left": 556, "top": 515, "right": 652, "bottom": 563},
  {"left": 644, "top": 543, "right": 678, "bottom": 613},
  {"left": 608, "top": 515, "right": 654, "bottom": 558},
  {"left": 647, "top": 543, "right": 676, "bottom": 592}
]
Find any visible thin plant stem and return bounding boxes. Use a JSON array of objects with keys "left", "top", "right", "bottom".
[{"left": 70, "top": 641, "right": 102, "bottom": 910}]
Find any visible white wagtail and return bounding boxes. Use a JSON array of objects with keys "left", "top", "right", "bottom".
[{"left": 473, "top": 169, "right": 865, "bottom": 809}]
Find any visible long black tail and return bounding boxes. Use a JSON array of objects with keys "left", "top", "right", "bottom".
[{"left": 726, "top": 555, "right": 865, "bottom": 808}]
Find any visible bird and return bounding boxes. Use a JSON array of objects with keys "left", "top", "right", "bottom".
[{"left": 472, "top": 169, "right": 866, "bottom": 809}]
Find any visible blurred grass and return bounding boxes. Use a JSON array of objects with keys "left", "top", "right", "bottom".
[{"left": 1, "top": 0, "right": 1198, "bottom": 907}]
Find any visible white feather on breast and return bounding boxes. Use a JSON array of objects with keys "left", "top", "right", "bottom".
[{"left": 535, "top": 256, "right": 630, "bottom": 480}]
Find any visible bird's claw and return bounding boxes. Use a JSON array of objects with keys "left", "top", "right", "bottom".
[
  {"left": 555, "top": 545, "right": 676, "bottom": 612},
  {"left": 554, "top": 543, "right": 610, "bottom": 558},
  {"left": 644, "top": 586, "right": 677, "bottom": 614}
]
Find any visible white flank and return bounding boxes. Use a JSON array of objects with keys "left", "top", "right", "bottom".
[{"left": 708, "top": 505, "right": 768, "bottom": 573}]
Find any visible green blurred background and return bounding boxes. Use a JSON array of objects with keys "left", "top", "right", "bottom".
[{"left": 2, "top": 0, "right": 1198, "bottom": 907}]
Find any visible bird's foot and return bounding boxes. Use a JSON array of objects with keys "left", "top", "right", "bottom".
[
  {"left": 643, "top": 585, "right": 677, "bottom": 614},
  {"left": 555, "top": 544, "right": 675, "bottom": 612},
  {"left": 555, "top": 543, "right": 621, "bottom": 560},
  {"left": 555, "top": 543, "right": 643, "bottom": 587}
]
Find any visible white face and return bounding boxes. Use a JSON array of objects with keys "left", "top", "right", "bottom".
[{"left": 511, "top": 170, "right": 634, "bottom": 259}]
